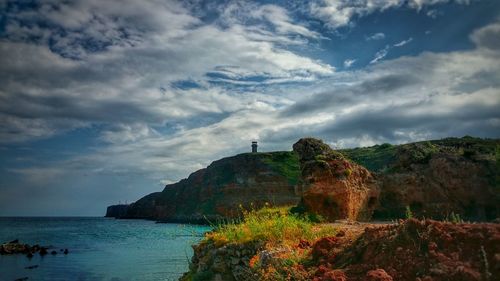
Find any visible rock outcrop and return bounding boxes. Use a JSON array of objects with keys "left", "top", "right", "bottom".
[
  {"left": 341, "top": 137, "right": 500, "bottom": 220},
  {"left": 293, "top": 138, "right": 379, "bottom": 221},
  {"left": 181, "top": 241, "right": 263, "bottom": 281},
  {"left": 0, "top": 240, "right": 63, "bottom": 258},
  {"left": 112, "top": 152, "right": 302, "bottom": 222}
]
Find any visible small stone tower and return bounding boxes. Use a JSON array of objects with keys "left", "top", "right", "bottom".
[{"left": 251, "top": 141, "right": 258, "bottom": 153}]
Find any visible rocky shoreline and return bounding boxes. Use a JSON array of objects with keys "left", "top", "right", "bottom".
[{"left": 0, "top": 239, "right": 69, "bottom": 258}]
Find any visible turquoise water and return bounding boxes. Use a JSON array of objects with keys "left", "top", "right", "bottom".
[{"left": 0, "top": 217, "right": 210, "bottom": 281}]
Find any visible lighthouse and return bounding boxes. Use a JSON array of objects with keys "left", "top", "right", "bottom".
[{"left": 251, "top": 141, "right": 258, "bottom": 153}]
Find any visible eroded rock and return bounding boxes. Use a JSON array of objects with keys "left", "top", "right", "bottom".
[{"left": 293, "top": 138, "right": 379, "bottom": 221}]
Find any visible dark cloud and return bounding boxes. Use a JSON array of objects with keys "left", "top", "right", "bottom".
[
  {"left": 0, "top": 92, "right": 162, "bottom": 123},
  {"left": 318, "top": 99, "right": 500, "bottom": 141},
  {"left": 280, "top": 74, "right": 420, "bottom": 117}
]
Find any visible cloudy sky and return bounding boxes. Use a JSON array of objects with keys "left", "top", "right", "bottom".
[{"left": 1, "top": 0, "right": 499, "bottom": 216}]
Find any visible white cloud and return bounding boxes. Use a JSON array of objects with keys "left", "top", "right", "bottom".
[
  {"left": 0, "top": 0, "right": 333, "bottom": 143},
  {"left": 308, "top": 0, "right": 471, "bottom": 29},
  {"left": 370, "top": 46, "right": 390, "bottom": 64},
  {"left": 36, "top": 21, "right": 500, "bottom": 185},
  {"left": 368, "top": 37, "right": 413, "bottom": 64},
  {"left": 394, "top": 37, "right": 413, "bottom": 47},
  {"left": 366, "top": 32, "right": 386, "bottom": 41},
  {"left": 426, "top": 9, "right": 439, "bottom": 18},
  {"left": 344, "top": 59, "right": 356, "bottom": 68}
]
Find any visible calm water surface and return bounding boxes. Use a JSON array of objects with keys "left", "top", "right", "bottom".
[{"left": 0, "top": 217, "right": 210, "bottom": 281}]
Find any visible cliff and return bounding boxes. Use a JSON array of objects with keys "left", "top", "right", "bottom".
[
  {"left": 105, "top": 204, "right": 129, "bottom": 218},
  {"left": 118, "top": 151, "right": 302, "bottom": 222},
  {"left": 107, "top": 136, "right": 499, "bottom": 222},
  {"left": 341, "top": 136, "right": 500, "bottom": 220}
]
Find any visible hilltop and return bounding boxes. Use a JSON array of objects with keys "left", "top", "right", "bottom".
[{"left": 107, "top": 151, "right": 302, "bottom": 223}]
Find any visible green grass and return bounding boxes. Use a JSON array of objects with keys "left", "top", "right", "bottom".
[
  {"left": 204, "top": 206, "right": 336, "bottom": 247},
  {"left": 340, "top": 143, "right": 397, "bottom": 172},
  {"left": 341, "top": 137, "right": 500, "bottom": 173},
  {"left": 261, "top": 151, "right": 301, "bottom": 185}
]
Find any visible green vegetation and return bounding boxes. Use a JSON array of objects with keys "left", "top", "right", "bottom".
[
  {"left": 341, "top": 137, "right": 500, "bottom": 173},
  {"left": 199, "top": 205, "right": 337, "bottom": 281},
  {"left": 405, "top": 205, "right": 413, "bottom": 219},
  {"left": 402, "top": 141, "right": 440, "bottom": 164},
  {"left": 183, "top": 270, "right": 214, "bottom": 281},
  {"left": 289, "top": 205, "right": 326, "bottom": 223},
  {"left": 340, "top": 143, "right": 397, "bottom": 172},
  {"left": 261, "top": 151, "right": 301, "bottom": 185},
  {"left": 204, "top": 206, "right": 336, "bottom": 247},
  {"left": 448, "top": 212, "right": 464, "bottom": 224}
]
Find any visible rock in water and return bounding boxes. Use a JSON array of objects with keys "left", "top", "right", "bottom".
[
  {"left": 39, "top": 247, "right": 47, "bottom": 256},
  {"left": 293, "top": 138, "right": 379, "bottom": 221},
  {"left": 0, "top": 241, "right": 30, "bottom": 254}
]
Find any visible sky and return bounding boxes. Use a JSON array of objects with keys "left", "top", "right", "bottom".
[{"left": 0, "top": 0, "right": 499, "bottom": 216}]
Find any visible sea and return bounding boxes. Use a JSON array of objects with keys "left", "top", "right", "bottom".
[{"left": 0, "top": 217, "right": 211, "bottom": 281}]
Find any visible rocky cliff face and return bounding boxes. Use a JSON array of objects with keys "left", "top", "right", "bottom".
[
  {"left": 120, "top": 152, "right": 302, "bottom": 222},
  {"left": 107, "top": 136, "right": 499, "bottom": 222},
  {"left": 105, "top": 204, "right": 129, "bottom": 218},
  {"left": 293, "top": 138, "right": 379, "bottom": 221},
  {"left": 341, "top": 137, "right": 499, "bottom": 221}
]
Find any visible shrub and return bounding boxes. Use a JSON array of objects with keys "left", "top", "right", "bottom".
[
  {"left": 379, "top": 143, "right": 392, "bottom": 149},
  {"left": 205, "top": 206, "right": 336, "bottom": 247},
  {"left": 449, "top": 212, "right": 463, "bottom": 224}
]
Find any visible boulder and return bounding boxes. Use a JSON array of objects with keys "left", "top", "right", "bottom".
[{"left": 293, "top": 138, "right": 379, "bottom": 221}]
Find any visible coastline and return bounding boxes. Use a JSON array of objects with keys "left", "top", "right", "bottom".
[{"left": 0, "top": 217, "right": 209, "bottom": 281}]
